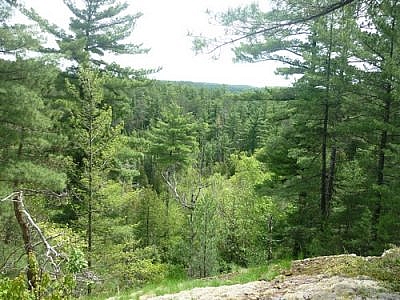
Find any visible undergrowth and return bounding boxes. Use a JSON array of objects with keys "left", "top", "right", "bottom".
[
  {"left": 81, "top": 260, "right": 291, "bottom": 300},
  {"left": 81, "top": 247, "right": 400, "bottom": 299}
]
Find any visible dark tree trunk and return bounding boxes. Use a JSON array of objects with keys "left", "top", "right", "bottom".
[
  {"left": 320, "top": 98, "right": 329, "bottom": 219},
  {"left": 145, "top": 199, "right": 150, "bottom": 246},
  {"left": 373, "top": 96, "right": 390, "bottom": 240},
  {"left": 13, "top": 192, "right": 37, "bottom": 290},
  {"left": 266, "top": 214, "right": 273, "bottom": 261},
  {"left": 188, "top": 209, "right": 195, "bottom": 277},
  {"left": 320, "top": 21, "right": 333, "bottom": 221},
  {"left": 372, "top": 11, "right": 395, "bottom": 241},
  {"left": 326, "top": 146, "right": 337, "bottom": 215}
]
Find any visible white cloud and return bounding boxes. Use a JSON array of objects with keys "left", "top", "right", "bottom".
[{"left": 24, "top": 0, "right": 293, "bottom": 87}]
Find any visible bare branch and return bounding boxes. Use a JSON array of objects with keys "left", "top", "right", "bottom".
[
  {"left": 22, "top": 188, "right": 68, "bottom": 198},
  {"left": 1, "top": 192, "right": 19, "bottom": 202},
  {"left": 162, "top": 170, "right": 209, "bottom": 210},
  {"left": 162, "top": 171, "right": 190, "bottom": 208},
  {"left": 16, "top": 192, "right": 61, "bottom": 273},
  {"left": 2, "top": 191, "right": 63, "bottom": 275}
]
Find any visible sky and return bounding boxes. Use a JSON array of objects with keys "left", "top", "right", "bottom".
[{"left": 23, "top": 0, "right": 293, "bottom": 88}]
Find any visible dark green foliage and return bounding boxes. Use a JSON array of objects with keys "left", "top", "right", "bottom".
[
  {"left": 22, "top": 0, "right": 148, "bottom": 67},
  {"left": 202, "top": 0, "right": 400, "bottom": 259},
  {"left": 1, "top": 0, "right": 400, "bottom": 297},
  {"left": 147, "top": 102, "right": 199, "bottom": 173}
]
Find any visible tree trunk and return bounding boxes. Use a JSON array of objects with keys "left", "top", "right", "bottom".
[
  {"left": 373, "top": 97, "right": 390, "bottom": 240},
  {"left": 320, "top": 97, "right": 329, "bottom": 219},
  {"left": 373, "top": 11, "right": 395, "bottom": 241},
  {"left": 266, "top": 214, "right": 273, "bottom": 261},
  {"left": 87, "top": 83, "right": 94, "bottom": 295},
  {"left": 13, "top": 192, "right": 37, "bottom": 290},
  {"left": 145, "top": 199, "right": 150, "bottom": 246},
  {"left": 188, "top": 209, "right": 195, "bottom": 277},
  {"left": 326, "top": 146, "right": 337, "bottom": 215},
  {"left": 202, "top": 218, "right": 208, "bottom": 277},
  {"left": 320, "top": 19, "right": 333, "bottom": 221}
]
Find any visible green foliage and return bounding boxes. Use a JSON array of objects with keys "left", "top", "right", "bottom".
[
  {"left": 0, "top": 58, "right": 67, "bottom": 192},
  {"left": 122, "top": 250, "right": 167, "bottom": 286},
  {"left": 0, "top": 268, "right": 77, "bottom": 300},
  {"left": 66, "top": 248, "right": 88, "bottom": 274},
  {"left": 2, "top": 1, "right": 400, "bottom": 298},
  {"left": 188, "top": 192, "right": 219, "bottom": 277},
  {"left": 0, "top": 275, "right": 34, "bottom": 300},
  {"left": 215, "top": 155, "right": 277, "bottom": 266},
  {"left": 109, "top": 260, "right": 291, "bottom": 300},
  {"left": 130, "top": 187, "right": 166, "bottom": 247},
  {"left": 22, "top": 0, "right": 148, "bottom": 67},
  {"left": 148, "top": 102, "right": 199, "bottom": 172},
  {"left": 209, "top": 0, "right": 400, "bottom": 259},
  {"left": 105, "top": 242, "right": 168, "bottom": 290},
  {"left": 5, "top": 161, "right": 67, "bottom": 191}
]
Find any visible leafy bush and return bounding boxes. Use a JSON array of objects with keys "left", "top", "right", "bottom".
[
  {"left": 105, "top": 242, "right": 168, "bottom": 289},
  {"left": 0, "top": 272, "right": 76, "bottom": 300},
  {"left": 0, "top": 275, "right": 34, "bottom": 300}
]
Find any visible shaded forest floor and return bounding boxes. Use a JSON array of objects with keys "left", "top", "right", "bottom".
[{"left": 109, "top": 247, "right": 400, "bottom": 300}]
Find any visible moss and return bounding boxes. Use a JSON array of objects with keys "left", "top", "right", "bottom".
[{"left": 289, "top": 247, "right": 400, "bottom": 292}]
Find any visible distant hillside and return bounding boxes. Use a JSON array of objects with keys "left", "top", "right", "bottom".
[{"left": 162, "top": 80, "right": 260, "bottom": 93}]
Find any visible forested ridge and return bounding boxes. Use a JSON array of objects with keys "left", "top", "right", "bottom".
[{"left": 1, "top": 0, "right": 399, "bottom": 299}]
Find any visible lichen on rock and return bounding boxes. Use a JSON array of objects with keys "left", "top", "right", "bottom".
[{"left": 131, "top": 247, "right": 400, "bottom": 299}]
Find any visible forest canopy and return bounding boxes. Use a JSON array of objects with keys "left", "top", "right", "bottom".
[{"left": 0, "top": 0, "right": 399, "bottom": 298}]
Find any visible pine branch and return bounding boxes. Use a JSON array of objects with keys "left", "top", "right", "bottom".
[{"left": 208, "top": 0, "right": 358, "bottom": 53}]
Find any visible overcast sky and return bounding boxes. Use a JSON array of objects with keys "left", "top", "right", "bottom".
[{"left": 24, "top": 0, "right": 293, "bottom": 87}]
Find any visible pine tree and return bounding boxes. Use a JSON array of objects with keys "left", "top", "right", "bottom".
[
  {"left": 22, "top": 0, "right": 148, "bottom": 68},
  {"left": 65, "top": 66, "right": 122, "bottom": 293},
  {"left": 0, "top": 5, "right": 67, "bottom": 288},
  {"left": 148, "top": 102, "right": 199, "bottom": 177},
  {"left": 210, "top": 0, "right": 373, "bottom": 255},
  {"left": 354, "top": 0, "right": 400, "bottom": 250}
]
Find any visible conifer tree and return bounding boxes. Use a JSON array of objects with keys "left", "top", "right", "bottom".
[
  {"left": 23, "top": 0, "right": 148, "bottom": 68},
  {"left": 65, "top": 66, "right": 122, "bottom": 293},
  {"left": 0, "top": 4, "right": 67, "bottom": 289},
  {"left": 148, "top": 102, "right": 199, "bottom": 178},
  {"left": 205, "top": 0, "right": 373, "bottom": 255},
  {"left": 354, "top": 0, "right": 400, "bottom": 249}
]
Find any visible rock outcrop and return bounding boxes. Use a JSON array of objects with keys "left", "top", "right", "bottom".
[
  {"left": 122, "top": 248, "right": 400, "bottom": 299},
  {"left": 144, "top": 274, "right": 399, "bottom": 299}
]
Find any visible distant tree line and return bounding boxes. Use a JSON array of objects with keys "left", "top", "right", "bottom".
[{"left": 0, "top": 0, "right": 399, "bottom": 298}]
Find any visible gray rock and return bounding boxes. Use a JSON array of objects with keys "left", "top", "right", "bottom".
[{"left": 142, "top": 275, "right": 400, "bottom": 300}]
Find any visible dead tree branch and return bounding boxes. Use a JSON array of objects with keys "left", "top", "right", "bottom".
[
  {"left": 18, "top": 196, "right": 61, "bottom": 273},
  {"left": 1, "top": 191, "right": 62, "bottom": 276},
  {"left": 162, "top": 171, "right": 208, "bottom": 210}
]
